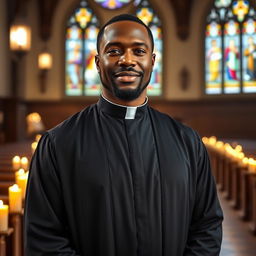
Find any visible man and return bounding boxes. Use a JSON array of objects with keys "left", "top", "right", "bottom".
[{"left": 24, "top": 14, "right": 223, "bottom": 255}]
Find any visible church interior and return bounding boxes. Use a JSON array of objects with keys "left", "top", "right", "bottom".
[{"left": 0, "top": 0, "right": 256, "bottom": 255}]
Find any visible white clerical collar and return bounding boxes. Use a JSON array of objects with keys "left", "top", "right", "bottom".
[{"left": 101, "top": 94, "right": 148, "bottom": 120}]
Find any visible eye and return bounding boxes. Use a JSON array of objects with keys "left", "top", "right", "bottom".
[
  {"left": 106, "top": 48, "right": 121, "bottom": 56},
  {"left": 134, "top": 48, "right": 146, "bottom": 56}
]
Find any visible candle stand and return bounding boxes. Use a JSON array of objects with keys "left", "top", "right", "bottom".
[
  {"left": 0, "top": 228, "right": 14, "bottom": 256},
  {"left": 10, "top": 212, "right": 23, "bottom": 256}
]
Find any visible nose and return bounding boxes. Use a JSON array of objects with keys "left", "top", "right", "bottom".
[{"left": 118, "top": 50, "right": 136, "bottom": 67}]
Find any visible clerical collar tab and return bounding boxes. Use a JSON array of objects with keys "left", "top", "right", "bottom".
[
  {"left": 125, "top": 107, "right": 137, "bottom": 119},
  {"left": 98, "top": 95, "right": 148, "bottom": 119}
]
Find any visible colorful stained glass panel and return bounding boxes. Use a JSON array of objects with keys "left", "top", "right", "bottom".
[
  {"left": 242, "top": 18, "right": 256, "bottom": 93},
  {"left": 205, "top": 22, "right": 222, "bottom": 94},
  {"left": 84, "top": 25, "right": 101, "bottom": 95},
  {"left": 147, "top": 24, "right": 162, "bottom": 96},
  {"left": 232, "top": 0, "right": 249, "bottom": 22},
  {"left": 224, "top": 20, "right": 240, "bottom": 93},
  {"left": 66, "top": 26, "right": 83, "bottom": 96},
  {"left": 66, "top": 2, "right": 100, "bottom": 96},
  {"left": 215, "top": 0, "right": 232, "bottom": 8},
  {"left": 136, "top": 3, "right": 162, "bottom": 96},
  {"left": 94, "top": 0, "right": 131, "bottom": 9}
]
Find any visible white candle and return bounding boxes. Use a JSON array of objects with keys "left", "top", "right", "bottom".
[
  {"left": 8, "top": 184, "right": 22, "bottom": 213},
  {"left": 12, "top": 156, "right": 21, "bottom": 170},
  {"left": 0, "top": 200, "right": 8, "bottom": 231},
  {"left": 35, "top": 134, "right": 41, "bottom": 142},
  {"left": 17, "top": 172, "right": 29, "bottom": 199},
  {"left": 31, "top": 141, "right": 38, "bottom": 154},
  {"left": 20, "top": 157, "right": 29, "bottom": 170},
  {"left": 15, "top": 168, "right": 25, "bottom": 184}
]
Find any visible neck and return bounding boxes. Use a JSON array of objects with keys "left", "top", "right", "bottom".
[{"left": 102, "top": 88, "right": 147, "bottom": 107}]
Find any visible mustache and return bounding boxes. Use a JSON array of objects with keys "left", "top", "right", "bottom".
[{"left": 113, "top": 67, "right": 143, "bottom": 76}]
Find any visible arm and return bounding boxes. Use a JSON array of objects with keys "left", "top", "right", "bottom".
[
  {"left": 184, "top": 136, "right": 223, "bottom": 255},
  {"left": 24, "top": 133, "right": 80, "bottom": 256}
]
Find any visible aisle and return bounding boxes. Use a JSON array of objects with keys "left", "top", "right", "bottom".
[{"left": 219, "top": 191, "right": 256, "bottom": 256}]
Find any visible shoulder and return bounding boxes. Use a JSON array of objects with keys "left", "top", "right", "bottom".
[
  {"left": 148, "top": 106, "right": 203, "bottom": 160},
  {"left": 148, "top": 106, "right": 200, "bottom": 142},
  {"left": 47, "top": 103, "right": 97, "bottom": 141}
]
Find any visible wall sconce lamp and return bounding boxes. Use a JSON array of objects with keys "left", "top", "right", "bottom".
[
  {"left": 9, "top": 21, "right": 31, "bottom": 58},
  {"left": 38, "top": 51, "right": 52, "bottom": 93}
]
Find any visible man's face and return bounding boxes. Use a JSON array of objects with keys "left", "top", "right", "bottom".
[{"left": 95, "top": 21, "right": 155, "bottom": 102}]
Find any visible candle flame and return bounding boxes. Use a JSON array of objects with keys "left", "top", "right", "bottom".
[
  {"left": 10, "top": 184, "right": 20, "bottom": 192},
  {"left": 13, "top": 155, "right": 20, "bottom": 162}
]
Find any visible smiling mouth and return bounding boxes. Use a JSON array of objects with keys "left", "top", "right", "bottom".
[{"left": 114, "top": 72, "right": 141, "bottom": 83}]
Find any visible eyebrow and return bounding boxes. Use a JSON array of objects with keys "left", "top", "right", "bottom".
[{"left": 104, "top": 41, "right": 149, "bottom": 50}]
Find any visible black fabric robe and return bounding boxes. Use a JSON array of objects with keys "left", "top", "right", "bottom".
[{"left": 24, "top": 96, "right": 223, "bottom": 256}]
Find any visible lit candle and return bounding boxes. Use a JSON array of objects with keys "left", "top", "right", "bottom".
[
  {"left": 31, "top": 141, "right": 38, "bottom": 154},
  {"left": 12, "top": 156, "right": 21, "bottom": 170},
  {"left": 17, "top": 172, "right": 29, "bottom": 199},
  {"left": 35, "top": 134, "right": 41, "bottom": 142},
  {"left": 8, "top": 184, "right": 22, "bottom": 213},
  {"left": 20, "top": 157, "right": 29, "bottom": 170},
  {"left": 248, "top": 158, "right": 256, "bottom": 173},
  {"left": 0, "top": 200, "right": 8, "bottom": 231},
  {"left": 15, "top": 168, "right": 25, "bottom": 184}
]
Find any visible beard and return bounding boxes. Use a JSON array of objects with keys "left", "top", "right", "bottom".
[{"left": 101, "top": 72, "right": 152, "bottom": 101}]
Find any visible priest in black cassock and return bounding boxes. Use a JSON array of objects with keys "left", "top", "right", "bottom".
[{"left": 24, "top": 14, "right": 223, "bottom": 256}]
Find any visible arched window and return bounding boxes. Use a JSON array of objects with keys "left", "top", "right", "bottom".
[
  {"left": 205, "top": 0, "right": 256, "bottom": 94},
  {"left": 65, "top": 0, "right": 163, "bottom": 96},
  {"left": 65, "top": 1, "right": 100, "bottom": 96},
  {"left": 135, "top": 0, "right": 163, "bottom": 96}
]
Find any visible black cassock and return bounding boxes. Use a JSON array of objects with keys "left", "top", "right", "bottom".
[{"left": 24, "top": 96, "right": 223, "bottom": 256}]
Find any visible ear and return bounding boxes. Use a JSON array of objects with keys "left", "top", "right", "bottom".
[
  {"left": 95, "top": 54, "right": 100, "bottom": 72},
  {"left": 151, "top": 53, "right": 156, "bottom": 67}
]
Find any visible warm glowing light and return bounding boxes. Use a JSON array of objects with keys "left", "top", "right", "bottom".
[
  {"left": 0, "top": 200, "right": 8, "bottom": 231},
  {"left": 38, "top": 52, "right": 52, "bottom": 70},
  {"left": 209, "top": 136, "right": 217, "bottom": 145},
  {"left": 27, "top": 112, "right": 42, "bottom": 123},
  {"left": 8, "top": 184, "right": 22, "bottom": 213},
  {"left": 15, "top": 168, "right": 25, "bottom": 183},
  {"left": 35, "top": 134, "right": 42, "bottom": 142},
  {"left": 9, "top": 184, "right": 20, "bottom": 192},
  {"left": 235, "top": 145, "right": 242, "bottom": 152},
  {"left": 202, "top": 137, "right": 209, "bottom": 144},
  {"left": 12, "top": 155, "right": 21, "bottom": 170},
  {"left": 9, "top": 24, "right": 31, "bottom": 52},
  {"left": 20, "top": 157, "right": 29, "bottom": 170},
  {"left": 31, "top": 141, "right": 38, "bottom": 154}
]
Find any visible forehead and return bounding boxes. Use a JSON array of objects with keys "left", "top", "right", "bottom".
[{"left": 100, "top": 20, "right": 151, "bottom": 49}]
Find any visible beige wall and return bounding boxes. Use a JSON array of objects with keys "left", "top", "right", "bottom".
[
  {"left": 23, "top": 0, "right": 213, "bottom": 100},
  {"left": 0, "top": 0, "right": 11, "bottom": 97}
]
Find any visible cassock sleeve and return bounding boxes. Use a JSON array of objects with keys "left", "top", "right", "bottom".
[
  {"left": 184, "top": 134, "right": 223, "bottom": 255},
  {"left": 24, "top": 132, "right": 80, "bottom": 256}
]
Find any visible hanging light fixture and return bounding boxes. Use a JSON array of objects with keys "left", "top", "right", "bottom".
[
  {"left": 9, "top": 21, "right": 31, "bottom": 55},
  {"left": 38, "top": 51, "right": 52, "bottom": 70},
  {"left": 38, "top": 49, "right": 53, "bottom": 93}
]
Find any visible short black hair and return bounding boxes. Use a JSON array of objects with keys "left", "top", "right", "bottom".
[{"left": 96, "top": 14, "right": 154, "bottom": 53}]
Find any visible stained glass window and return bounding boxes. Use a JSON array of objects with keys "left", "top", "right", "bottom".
[
  {"left": 65, "top": 1, "right": 100, "bottom": 96},
  {"left": 94, "top": 0, "right": 131, "bottom": 9},
  {"left": 205, "top": 0, "right": 256, "bottom": 94},
  {"left": 136, "top": 0, "right": 163, "bottom": 96}
]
